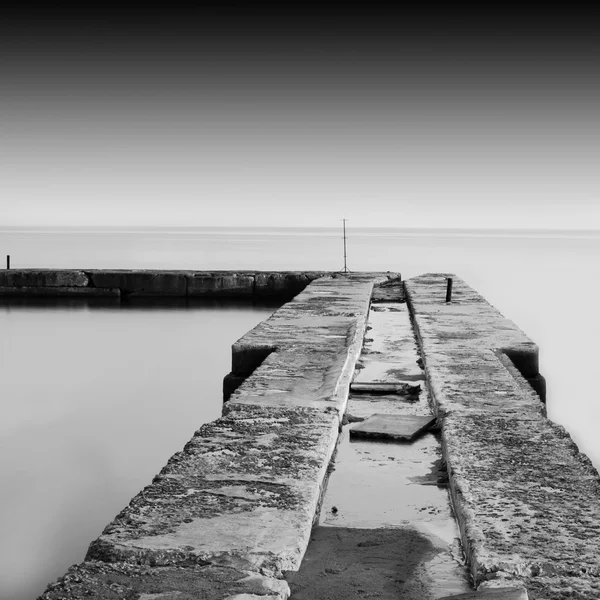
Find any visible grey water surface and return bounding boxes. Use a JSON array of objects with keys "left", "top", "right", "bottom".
[{"left": 0, "top": 297, "right": 276, "bottom": 600}]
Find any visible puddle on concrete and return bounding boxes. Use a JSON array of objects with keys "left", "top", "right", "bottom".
[
  {"left": 320, "top": 428, "right": 450, "bottom": 529},
  {"left": 295, "top": 301, "right": 472, "bottom": 599},
  {"left": 355, "top": 307, "right": 426, "bottom": 384}
]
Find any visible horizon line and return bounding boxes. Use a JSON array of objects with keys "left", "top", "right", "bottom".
[{"left": 1, "top": 225, "right": 600, "bottom": 233}]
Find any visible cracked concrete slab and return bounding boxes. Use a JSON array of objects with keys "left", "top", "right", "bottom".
[
  {"left": 86, "top": 405, "right": 340, "bottom": 576},
  {"left": 350, "top": 414, "right": 436, "bottom": 442},
  {"left": 38, "top": 561, "right": 290, "bottom": 600}
]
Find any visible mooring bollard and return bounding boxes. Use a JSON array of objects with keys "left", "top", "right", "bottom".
[
  {"left": 445, "top": 277, "right": 453, "bottom": 302},
  {"left": 6, "top": 255, "right": 10, "bottom": 270}
]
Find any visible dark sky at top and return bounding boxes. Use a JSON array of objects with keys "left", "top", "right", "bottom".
[{"left": 1, "top": 6, "right": 598, "bottom": 227}]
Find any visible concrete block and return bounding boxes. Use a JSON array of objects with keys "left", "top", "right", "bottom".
[
  {"left": 231, "top": 341, "right": 276, "bottom": 376},
  {"left": 223, "top": 372, "right": 247, "bottom": 401},
  {"left": 0, "top": 269, "right": 88, "bottom": 287},
  {"left": 187, "top": 273, "right": 255, "bottom": 296},
  {"left": 87, "top": 270, "right": 187, "bottom": 296},
  {"left": 502, "top": 343, "right": 540, "bottom": 378},
  {"left": 0, "top": 286, "right": 120, "bottom": 297},
  {"left": 254, "top": 272, "right": 311, "bottom": 296},
  {"left": 405, "top": 273, "right": 600, "bottom": 597},
  {"left": 38, "top": 561, "right": 290, "bottom": 600},
  {"left": 86, "top": 408, "right": 339, "bottom": 576},
  {"left": 349, "top": 414, "right": 435, "bottom": 442}
]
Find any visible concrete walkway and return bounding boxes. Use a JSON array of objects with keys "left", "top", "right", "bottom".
[
  {"left": 39, "top": 273, "right": 393, "bottom": 600},
  {"left": 293, "top": 300, "right": 472, "bottom": 599},
  {"left": 406, "top": 274, "right": 600, "bottom": 599}
]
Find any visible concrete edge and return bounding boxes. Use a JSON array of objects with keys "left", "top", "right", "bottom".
[{"left": 0, "top": 270, "right": 334, "bottom": 298}]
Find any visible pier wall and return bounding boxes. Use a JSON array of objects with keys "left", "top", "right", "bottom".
[
  {"left": 405, "top": 274, "right": 600, "bottom": 599},
  {"left": 0, "top": 269, "right": 330, "bottom": 298},
  {"left": 38, "top": 272, "right": 396, "bottom": 600}
]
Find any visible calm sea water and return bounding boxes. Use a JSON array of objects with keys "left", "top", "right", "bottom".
[
  {"left": 0, "top": 294, "right": 276, "bottom": 600},
  {"left": 1, "top": 226, "right": 599, "bottom": 598}
]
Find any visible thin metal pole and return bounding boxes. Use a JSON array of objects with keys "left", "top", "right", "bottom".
[
  {"left": 342, "top": 219, "right": 348, "bottom": 273},
  {"left": 6, "top": 255, "right": 9, "bottom": 270},
  {"left": 446, "top": 277, "right": 453, "bottom": 302}
]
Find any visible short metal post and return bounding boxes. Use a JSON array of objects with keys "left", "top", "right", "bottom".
[
  {"left": 445, "top": 277, "right": 453, "bottom": 302},
  {"left": 6, "top": 255, "right": 9, "bottom": 270}
]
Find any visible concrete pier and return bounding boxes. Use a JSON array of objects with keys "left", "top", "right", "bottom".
[
  {"left": 38, "top": 272, "right": 395, "bottom": 599},
  {"left": 36, "top": 272, "right": 600, "bottom": 599},
  {"left": 406, "top": 274, "right": 600, "bottom": 599},
  {"left": 0, "top": 269, "right": 330, "bottom": 298}
]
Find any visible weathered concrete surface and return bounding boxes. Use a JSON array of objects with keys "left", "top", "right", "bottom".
[
  {"left": 188, "top": 272, "right": 255, "bottom": 296},
  {"left": 319, "top": 299, "right": 472, "bottom": 597},
  {"left": 355, "top": 303, "right": 426, "bottom": 385},
  {"left": 86, "top": 404, "right": 340, "bottom": 576},
  {"left": 0, "top": 269, "right": 89, "bottom": 287},
  {"left": 87, "top": 270, "right": 189, "bottom": 296},
  {"left": 370, "top": 276, "right": 404, "bottom": 303},
  {"left": 406, "top": 273, "right": 600, "bottom": 599},
  {"left": 40, "top": 272, "right": 396, "bottom": 599},
  {"left": 39, "top": 562, "right": 290, "bottom": 600},
  {"left": 0, "top": 269, "right": 332, "bottom": 298},
  {"left": 226, "top": 274, "right": 395, "bottom": 416},
  {"left": 349, "top": 413, "right": 435, "bottom": 441},
  {"left": 0, "top": 285, "right": 120, "bottom": 297},
  {"left": 253, "top": 271, "right": 327, "bottom": 296}
]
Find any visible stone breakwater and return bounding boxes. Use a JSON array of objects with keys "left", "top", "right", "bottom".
[
  {"left": 36, "top": 272, "right": 600, "bottom": 599},
  {"left": 0, "top": 269, "right": 331, "bottom": 298},
  {"left": 38, "top": 272, "right": 395, "bottom": 600},
  {"left": 406, "top": 274, "right": 600, "bottom": 599}
]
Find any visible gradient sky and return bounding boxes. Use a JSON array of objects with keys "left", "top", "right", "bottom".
[{"left": 1, "top": 7, "right": 598, "bottom": 228}]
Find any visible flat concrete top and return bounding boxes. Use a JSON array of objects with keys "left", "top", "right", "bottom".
[
  {"left": 406, "top": 273, "right": 600, "bottom": 599},
  {"left": 350, "top": 414, "right": 435, "bottom": 442}
]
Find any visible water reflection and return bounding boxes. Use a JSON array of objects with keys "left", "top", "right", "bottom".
[{"left": 0, "top": 298, "right": 276, "bottom": 600}]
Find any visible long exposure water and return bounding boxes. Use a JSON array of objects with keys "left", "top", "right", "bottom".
[
  {"left": 1, "top": 225, "right": 599, "bottom": 599},
  {"left": 0, "top": 296, "right": 277, "bottom": 600}
]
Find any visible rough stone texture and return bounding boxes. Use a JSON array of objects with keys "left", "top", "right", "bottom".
[
  {"left": 0, "top": 285, "right": 120, "bottom": 297},
  {"left": 0, "top": 270, "right": 333, "bottom": 298},
  {"left": 38, "top": 561, "right": 289, "bottom": 600},
  {"left": 87, "top": 270, "right": 189, "bottom": 296},
  {"left": 371, "top": 276, "right": 405, "bottom": 303},
  {"left": 86, "top": 404, "right": 340, "bottom": 576},
  {"left": 188, "top": 273, "right": 256, "bottom": 296},
  {"left": 41, "top": 272, "right": 396, "bottom": 599},
  {"left": 405, "top": 273, "right": 600, "bottom": 599},
  {"left": 0, "top": 269, "right": 89, "bottom": 287},
  {"left": 253, "top": 272, "right": 325, "bottom": 297}
]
